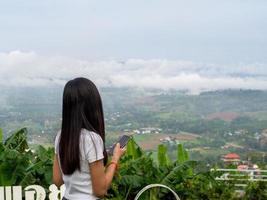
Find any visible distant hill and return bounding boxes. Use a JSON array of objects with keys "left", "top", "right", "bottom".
[{"left": 1, "top": 87, "right": 267, "bottom": 137}]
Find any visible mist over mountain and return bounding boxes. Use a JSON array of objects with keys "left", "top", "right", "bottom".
[{"left": 1, "top": 51, "right": 267, "bottom": 94}]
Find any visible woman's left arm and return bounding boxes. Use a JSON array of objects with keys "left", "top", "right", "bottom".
[{"left": 53, "top": 154, "right": 64, "bottom": 187}]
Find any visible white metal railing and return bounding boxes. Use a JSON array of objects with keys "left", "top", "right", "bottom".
[
  {"left": 211, "top": 168, "right": 267, "bottom": 194},
  {"left": 210, "top": 168, "right": 267, "bottom": 197},
  {"left": 211, "top": 168, "right": 267, "bottom": 182}
]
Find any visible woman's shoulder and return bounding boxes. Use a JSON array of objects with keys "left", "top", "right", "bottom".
[
  {"left": 81, "top": 128, "right": 103, "bottom": 142},
  {"left": 55, "top": 128, "right": 103, "bottom": 144}
]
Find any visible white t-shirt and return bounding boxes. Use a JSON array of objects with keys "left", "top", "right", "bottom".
[{"left": 54, "top": 128, "right": 104, "bottom": 200}]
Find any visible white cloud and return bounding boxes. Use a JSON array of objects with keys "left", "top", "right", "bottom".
[{"left": 0, "top": 50, "right": 267, "bottom": 94}]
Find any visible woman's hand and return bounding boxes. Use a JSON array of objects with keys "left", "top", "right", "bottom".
[{"left": 112, "top": 143, "right": 126, "bottom": 163}]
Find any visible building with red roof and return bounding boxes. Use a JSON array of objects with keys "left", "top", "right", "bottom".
[{"left": 222, "top": 153, "right": 240, "bottom": 165}]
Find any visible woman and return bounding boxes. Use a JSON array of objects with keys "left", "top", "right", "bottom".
[{"left": 53, "top": 77, "right": 126, "bottom": 200}]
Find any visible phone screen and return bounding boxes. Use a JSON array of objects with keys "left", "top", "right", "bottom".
[
  {"left": 119, "top": 135, "right": 131, "bottom": 148},
  {"left": 107, "top": 135, "right": 131, "bottom": 155}
]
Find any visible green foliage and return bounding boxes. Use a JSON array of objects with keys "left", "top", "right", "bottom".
[
  {"left": 1, "top": 127, "right": 266, "bottom": 200},
  {"left": 157, "top": 144, "right": 170, "bottom": 167},
  {"left": 4, "top": 127, "right": 29, "bottom": 152},
  {"left": 177, "top": 143, "right": 189, "bottom": 164},
  {"left": 105, "top": 140, "right": 239, "bottom": 200},
  {"left": 0, "top": 128, "right": 54, "bottom": 191},
  {"left": 244, "top": 181, "right": 267, "bottom": 200},
  {"left": 126, "top": 138, "right": 142, "bottom": 160}
]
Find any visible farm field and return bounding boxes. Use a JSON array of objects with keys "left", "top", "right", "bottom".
[{"left": 133, "top": 132, "right": 200, "bottom": 150}]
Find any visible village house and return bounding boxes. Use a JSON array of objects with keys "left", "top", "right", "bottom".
[{"left": 222, "top": 153, "right": 241, "bottom": 165}]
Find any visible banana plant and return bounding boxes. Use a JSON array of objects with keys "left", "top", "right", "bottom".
[
  {"left": 4, "top": 127, "right": 29, "bottom": 153},
  {"left": 125, "top": 138, "right": 143, "bottom": 160},
  {"left": 177, "top": 143, "right": 189, "bottom": 164},
  {"left": 157, "top": 144, "right": 171, "bottom": 167},
  {"left": 0, "top": 128, "right": 53, "bottom": 190}
]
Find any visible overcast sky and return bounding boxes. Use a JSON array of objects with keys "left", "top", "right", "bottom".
[{"left": 0, "top": 0, "right": 267, "bottom": 92}]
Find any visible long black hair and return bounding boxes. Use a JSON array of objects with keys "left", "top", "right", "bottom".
[{"left": 59, "top": 77, "right": 108, "bottom": 175}]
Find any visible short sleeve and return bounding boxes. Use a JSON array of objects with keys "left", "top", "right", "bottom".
[
  {"left": 83, "top": 131, "right": 104, "bottom": 163},
  {"left": 54, "top": 131, "right": 61, "bottom": 154}
]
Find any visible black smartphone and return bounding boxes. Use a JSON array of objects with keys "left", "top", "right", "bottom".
[{"left": 107, "top": 135, "right": 131, "bottom": 155}]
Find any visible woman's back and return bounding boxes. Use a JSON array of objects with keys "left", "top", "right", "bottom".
[{"left": 55, "top": 128, "right": 104, "bottom": 200}]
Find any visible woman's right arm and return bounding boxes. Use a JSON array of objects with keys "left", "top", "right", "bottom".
[
  {"left": 89, "top": 143, "right": 125, "bottom": 198},
  {"left": 52, "top": 154, "right": 64, "bottom": 187}
]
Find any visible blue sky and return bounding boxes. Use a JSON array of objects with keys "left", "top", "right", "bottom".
[
  {"left": 1, "top": 0, "right": 266, "bottom": 63},
  {"left": 0, "top": 0, "right": 267, "bottom": 92}
]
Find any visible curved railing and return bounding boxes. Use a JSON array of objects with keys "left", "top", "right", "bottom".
[{"left": 134, "top": 184, "right": 180, "bottom": 200}]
